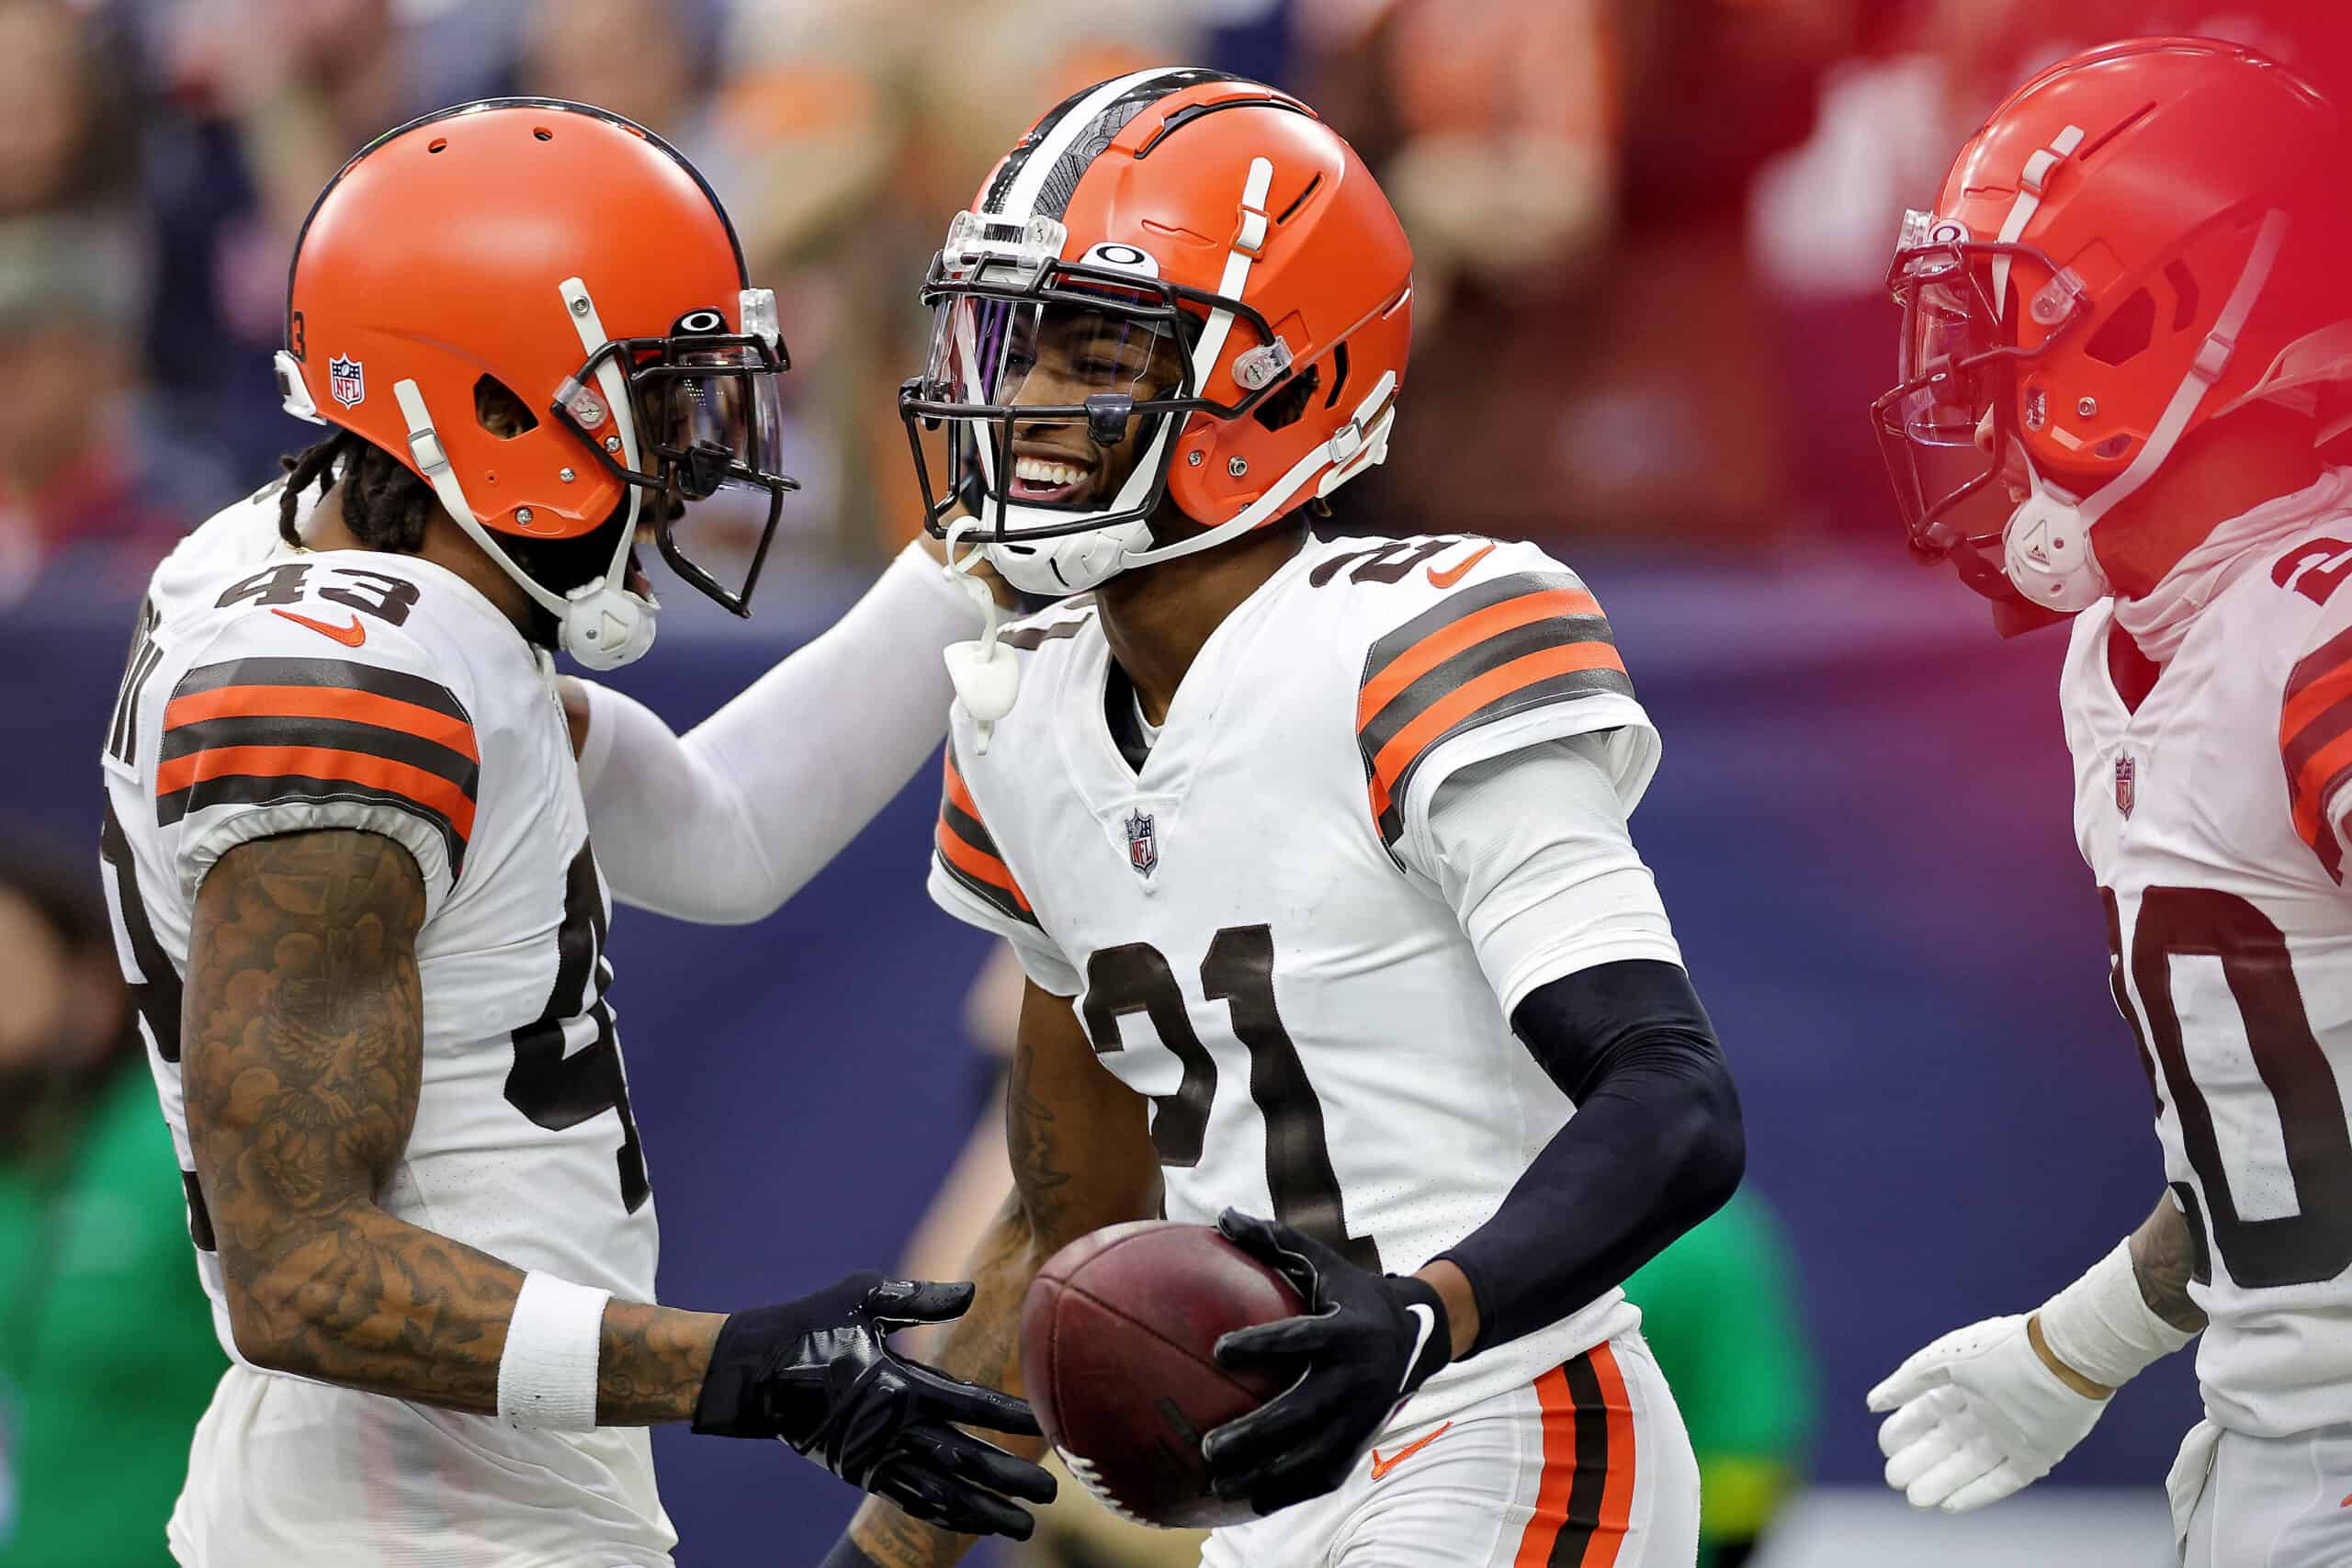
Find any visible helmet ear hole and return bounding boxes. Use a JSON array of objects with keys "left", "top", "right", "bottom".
[
  {"left": 2085, "top": 288, "right": 2155, "bottom": 367},
  {"left": 474, "top": 375, "right": 540, "bottom": 439},
  {"left": 2165, "top": 262, "right": 2200, "bottom": 330},
  {"left": 1323, "top": 342, "right": 1351, "bottom": 410},
  {"left": 1252, "top": 365, "right": 1322, "bottom": 432}
]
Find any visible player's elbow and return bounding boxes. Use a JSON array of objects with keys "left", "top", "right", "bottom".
[
  {"left": 1675, "top": 1055, "right": 1746, "bottom": 1221},
  {"left": 217, "top": 1230, "right": 346, "bottom": 1377}
]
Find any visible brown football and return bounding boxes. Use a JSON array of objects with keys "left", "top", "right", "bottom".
[{"left": 1020, "top": 1220, "right": 1305, "bottom": 1529}]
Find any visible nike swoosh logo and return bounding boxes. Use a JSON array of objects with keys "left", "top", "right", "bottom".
[
  {"left": 273, "top": 608, "right": 367, "bottom": 647},
  {"left": 1402, "top": 1303, "right": 1438, "bottom": 1389},
  {"left": 1369, "top": 1420, "right": 1453, "bottom": 1481},
  {"left": 1426, "top": 542, "right": 1495, "bottom": 589}
]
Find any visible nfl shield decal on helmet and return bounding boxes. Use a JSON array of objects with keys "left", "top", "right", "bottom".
[
  {"left": 328, "top": 355, "right": 366, "bottom": 408},
  {"left": 1124, "top": 809, "right": 1158, "bottom": 877},
  {"left": 2115, "top": 754, "right": 2135, "bottom": 818}
]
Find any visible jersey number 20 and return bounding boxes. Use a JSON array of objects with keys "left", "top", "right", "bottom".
[{"left": 2102, "top": 886, "right": 2352, "bottom": 1288}]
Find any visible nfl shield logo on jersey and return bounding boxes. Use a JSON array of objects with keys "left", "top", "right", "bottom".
[
  {"left": 1124, "top": 810, "right": 1158, "bottom": 877},
  {"left": 2115, "top": 754, "right": 2135, "bottom": 818},
  {"left": 328, "top": 355, "right": 365, "bottom": 408}
]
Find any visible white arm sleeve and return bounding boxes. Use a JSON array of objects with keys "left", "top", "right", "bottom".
[
  {"left": 576, "top": 542, "right": 980, "bottom": 923},
  {"left": 1412, "top": 733, "right": 1684, "bottom": 1017}
]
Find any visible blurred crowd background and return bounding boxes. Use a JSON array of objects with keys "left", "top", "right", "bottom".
[
  {"left": 7, "top": 0, "right": 2352, "bottom": 1563},
  {"left": 5, "top": 0, "right": 2346, "bottom": 604}
]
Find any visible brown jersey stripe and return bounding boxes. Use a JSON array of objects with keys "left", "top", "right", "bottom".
[
  {"left": 939, "top": 796, "right": 1009, "bottom": 872},
  {"left": 1363, "top": 570, "right": 1593, "bottom": 682},
  {"left": 173, "top": 656, "right": 471, "bottom": 724},
  {"left": 1549, "top": 1349, "right": 1620, "bottom": 1567},
  {"left": 160, "top": 712, "right": 479, "bottom": 798},
  {"left": 156, "top": 772, "right": 468, "bottom": 878},
  {"left": 157, "top": 745, "right": 478, "bottom": 843},
  {"left": 934, "top": 837, "right": 1041, "bottom": 927},
  {"left": 1001, "top": 612, "right": 1094, "bottom": 651},
  {"left": 2290, "top": 726, "right": 2352, "bottom": 877},
  {"left": 1367, "top": 653, "right": 1634, "bottom": 837},
  {"left": 164, "top": 682, "right": 478, "bottom": 761},
  {"left": 1360, "top": 610, "right": 1617, "bottom": 766},
  {"left": 1360, "top": 585, "right": 1604, "bottom": 723}
]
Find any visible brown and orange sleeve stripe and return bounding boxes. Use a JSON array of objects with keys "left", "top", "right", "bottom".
[
  {"left": 2283, "top": 626, "right": 2352, "bottom": 880},
  {"left": 157, "top": 656, "right": 479, "bottom": 880},
  {"left": 1358, "top": 571, "right": 1633, "bottom": 849},
  {"left": 1518, "top": 1342, "right": 1638, "bottom": 1568},
  {"left": 934, "top": 740, "right": 1041, "bottom": 929}
]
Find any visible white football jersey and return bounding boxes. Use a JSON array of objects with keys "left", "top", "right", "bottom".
[
  {"left": 930, "top": 532, "right": 1673, "bottom": 1430},
  {"left": 2061, "top": 490, "right": 2352, "bottom": 1439},
  {"left": 98, "top": 485, "right": 672, "bottom": 1561}
]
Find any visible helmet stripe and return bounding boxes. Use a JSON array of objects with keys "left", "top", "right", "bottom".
[{"left": 987, "top": 67, "right": 1248, "bottom": 222}]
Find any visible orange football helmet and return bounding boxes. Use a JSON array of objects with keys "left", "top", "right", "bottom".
[
  {"left": 277, "top": 98, "right": 796, "bottom": 668},
  {"left": 899, "top": 69, "right": 1413, "bottom": 597},
  {"left": 1873, "top": 38, "right": 2341, "bottom": 620}
]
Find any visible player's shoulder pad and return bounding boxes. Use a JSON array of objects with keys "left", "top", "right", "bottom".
[
  {"left": 160, "top": 562, "right": 483, "bottom": 886},
  {"left": 1327, "top": 535, "right": 1639, "bottom": 847}
]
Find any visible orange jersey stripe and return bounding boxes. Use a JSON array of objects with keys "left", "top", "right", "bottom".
[
  {"left": 935, "top": 818, "right": 1033, "bottom": 911},
  {"left": 1515, "top": 1362, "right": 1581, "bottom": 1568},
  {"left": 1365, "top": 640, "right": 1627, "bottom": 823},
  {"left": 1585, "top": 1342, "right": 1637, "bottom": 1568},
  {"left": 943, "top": 751, "right": 984, "bottom": 826},
  {"left": 1357, "top": 587, "right": 1603, "bottom": 729},
  {"left": 154, "top": 745, "right": 477, "bottom": 840},
  {"left": 2291, "top": 726, "right": 2352, "bottom": 846},
  {"left": 163, "top": 683, "right": 479, "bottom": 762},
  {"left": 2283, "top": 659, "right": 2352, "bottom": 743}
]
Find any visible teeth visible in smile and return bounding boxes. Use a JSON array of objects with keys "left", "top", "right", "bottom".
[{"left": 1014, "top": 457, "right": 1084, "bottom": 489}]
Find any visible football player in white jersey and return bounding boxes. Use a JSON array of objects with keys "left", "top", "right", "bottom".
[
  {"left": 1862, "top": 39, "right": 2352, "bottom": 1567},
  {"left": 99, "top": 99, "right": 1055, "bottom": 1565},
  {"left": 783, "top": 69, "right": 1741, "bottom": 1568}
]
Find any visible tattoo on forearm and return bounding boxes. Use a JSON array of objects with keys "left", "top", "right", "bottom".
[
  {"left": 596, "top": 1303, "right": 725, "bottom": 1426},
  {"left": 2130, "top": 1197, "right": 2211, "bottom": 1335},
  {"left": 185, "top": 829, "right": 717, "bottom": 1423}
]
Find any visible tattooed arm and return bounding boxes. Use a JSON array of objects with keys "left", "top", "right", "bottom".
[
  {"left": 846, "top": 979, "right": 1160, "bottom": 1568},
  {"left": 2127, "top": 1193, "right": 2209, "bottom": 1335},
  {"left": 182, "top": 828, "right": 724, "bottom": 1421}
]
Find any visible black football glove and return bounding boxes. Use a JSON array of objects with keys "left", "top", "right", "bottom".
[
  {"left": 691, "top": 1272, "right": 1056, "bottom": 1539},
  {"left": 1200, "top": 1210, "right": 1453, "bottom": 1515}
]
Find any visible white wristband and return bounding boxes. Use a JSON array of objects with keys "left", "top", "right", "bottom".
[
  {"left": 2037, "top": 1239, "right": 2198, "bottom": 1391},
  {"left": 497, "top": 1272, "right": 612, "bottom": 1431}
]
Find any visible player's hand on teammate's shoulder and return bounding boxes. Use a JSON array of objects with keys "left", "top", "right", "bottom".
[
  {"left": 1865, "top": 1312, "right": 2108, "bottom": 1513},
  {"left": 1198, "top": 1210, "right": 1453, "bottom": 1516},
  {"left": 691, "top": 1271, "right": 1055, "bottom": 1538}
]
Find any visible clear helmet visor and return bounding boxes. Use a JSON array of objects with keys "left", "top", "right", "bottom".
[
  {"left": 619, "top": 345, "right": 789, "bottom": 608},
  {"left": 922, "top": 295, "right": 1190, "bottom": 513}
]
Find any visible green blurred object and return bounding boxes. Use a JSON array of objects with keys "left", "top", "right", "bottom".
[
  {"left": 0, "top": 1060, "right": 225, "bottom": 1567},
  {"left": 1622, "top": 1188, "right": 1817, "bottom": 1568}
]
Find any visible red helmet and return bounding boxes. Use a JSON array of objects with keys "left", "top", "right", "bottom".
[
  {"left": 899, "top": 69, "right": 1413, "bottom": 596},
  {"left": 1873, "top": 39, "right": 2340, "bottom": 620},
  {"left": 277, "top": 98, "right": 797, "bottom": 668}
]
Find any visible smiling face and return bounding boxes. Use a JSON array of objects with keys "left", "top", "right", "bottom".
[{"left": 988, "top": 303, "right": 1189, "bottom": 509}]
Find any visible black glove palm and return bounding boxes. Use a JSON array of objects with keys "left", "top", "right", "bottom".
[
  {"left": 1201, "top": 1211, "right": 1453, "bottom": 1515},
  {"left": 692, "top": 1273, "right": 1056, "bottom": 1539}
]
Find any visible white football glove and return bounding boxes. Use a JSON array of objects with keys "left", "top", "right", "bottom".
[{"left": 1865, "top": 1314, "right": 2109, "bottom": 1513}]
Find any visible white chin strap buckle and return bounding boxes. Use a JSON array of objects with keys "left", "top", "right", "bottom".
[
  {"left": 561, "top": 581, "right": 659, "bottom": 671},
  {"left": 2002, "top": 484, "right": 2110, "bottom": 612}
]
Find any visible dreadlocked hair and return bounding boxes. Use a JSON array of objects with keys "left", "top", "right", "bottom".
[{"left": 275, "top": 429, "right": 440, "bottom": 553}]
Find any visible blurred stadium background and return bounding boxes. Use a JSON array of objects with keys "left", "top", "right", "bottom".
[{"left": 8, "top": 0, "right": 2348, "bottom": 1562}]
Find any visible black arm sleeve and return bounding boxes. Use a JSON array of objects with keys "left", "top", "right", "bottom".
[{"left": 1436, "top": 958, "right": 1745, "bottom": 1357}]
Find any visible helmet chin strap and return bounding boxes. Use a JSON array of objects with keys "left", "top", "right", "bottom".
[
  {"left": 389, "top": 277, "right": 658, "bottom": 671},
  {"left": 940, "top": 516, "right": 1018, "bottom": 753},
  {"left": 2001, "top": 208, "right": 2291, "bottom": 612}
]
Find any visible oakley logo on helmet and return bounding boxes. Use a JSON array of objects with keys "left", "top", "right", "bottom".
[
  {"left": 329, "top": 355, "right": 366, "bottom": 408},
  {"left": 673, "top": 309, "right": 726, "bottom": 335},
  {"left": 1083, "top": 243, "right": 1158, "bottom": 276}
]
